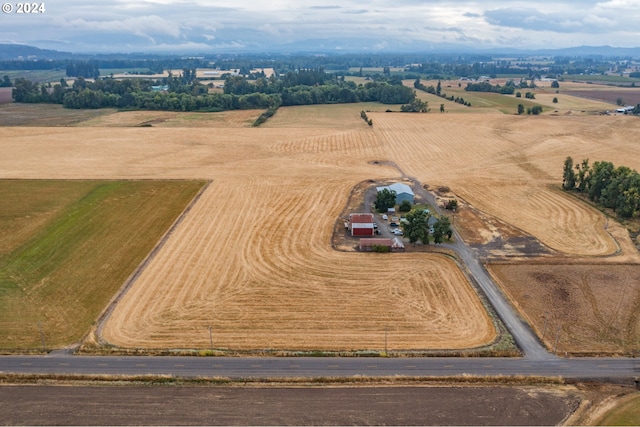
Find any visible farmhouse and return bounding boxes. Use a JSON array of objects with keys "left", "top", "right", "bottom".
[
  {"left": 359, "top": 237, "right": 405, "bottom": 252},
  {"left": 348, "top": 213, "right": 375, "bottom": 237},
  {"left": 376, "top": 183, "right": 415, "bottom": 205}
]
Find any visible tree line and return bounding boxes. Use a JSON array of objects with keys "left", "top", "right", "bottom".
[
  {"left": 563, "top": 156, "right": 640, "bottom": 218},
  {"left": 464, "top": 80, "right": 516, "bottom": 94},
  {"left": 8, "top": 67, "right": 417, "bottom": 111}
]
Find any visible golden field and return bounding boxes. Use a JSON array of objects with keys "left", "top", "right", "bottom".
[{"left": 1, "top": 94, "right": 640, "bottom": 352}]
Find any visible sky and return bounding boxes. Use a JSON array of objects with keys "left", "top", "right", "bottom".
[{"left": 1, "top": 0, "right": 640, "bottom": 53}]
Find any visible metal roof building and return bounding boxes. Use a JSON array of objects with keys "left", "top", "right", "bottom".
[
  {"left": 349, "top": 213, "right": 375, "bottom": 237},
  {"left": 376, "top": 183, "right": 415, "bottom": 205}
]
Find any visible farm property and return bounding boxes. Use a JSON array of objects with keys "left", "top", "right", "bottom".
[{"left": 1, "top": 90, "right": 640, "bottom": 353}]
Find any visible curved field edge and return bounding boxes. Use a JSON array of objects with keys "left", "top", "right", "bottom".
[
  {"left": 0, "top": 179, "right": 206, "bottom": 351},
  {"left": 100, "top": 179, "right": 498, "bottom": 353},
  {"left": 593, "top": 393, "right": 640, "bottom": 426}
]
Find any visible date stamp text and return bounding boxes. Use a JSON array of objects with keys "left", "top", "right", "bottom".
[{"left": 2, "top": 2, "right": 46, "bottom": 13}]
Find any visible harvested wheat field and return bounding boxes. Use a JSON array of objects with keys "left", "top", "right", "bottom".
[
  {"left": 2, "top": 108, "right": 640, "bottom": 352},
  {"left": 371, "top": 112, "right": 640, "bottom": 258},
  {"left": 488, "top": 264, "right": 640, "bottom": 355}
]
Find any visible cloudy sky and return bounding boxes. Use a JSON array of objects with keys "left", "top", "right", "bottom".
[{"left": 1, "top": 0, "right": 639, "bottom": 53}]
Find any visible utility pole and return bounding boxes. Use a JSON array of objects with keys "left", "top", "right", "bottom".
[
  {"left": 38, "top": 321, "right": 46, "bottom": 353},
  {"left": 384, "top": 325, "right": 388, "bottom": 356},
  {"left": 208, "top": 325, "right": 213, "bottom": 353},
  {"left": 554, "top": 325, "right": 561, "bottom": 354}
]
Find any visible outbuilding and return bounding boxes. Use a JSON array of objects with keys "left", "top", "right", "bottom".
[
  {"left": 359, "top": 237, "right": 405, "bottom": 252},
  {"left": 376, "top": 183, "right": 415, "bottom": 205},
  {"left": 349, "top": 213, "right": 375, "bottom": 237}
]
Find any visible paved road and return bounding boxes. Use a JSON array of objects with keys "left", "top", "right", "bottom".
[
  {"left": 1, "top": 355, "right": 638, "bottom": 380},
  {"left": 410, "top": 178, "right": 551, "bottom": 360},
  {"left": 1, "top": 175, "right": 636, "bottom": 382}
]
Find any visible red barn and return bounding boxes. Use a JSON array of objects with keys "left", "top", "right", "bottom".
[{"left": 349, "top": 213, "right": 375, "bottom": 237}]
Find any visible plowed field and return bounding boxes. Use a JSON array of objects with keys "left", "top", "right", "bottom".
[{"left": 488, "top": 264, "right": 640, "bottom": 354}]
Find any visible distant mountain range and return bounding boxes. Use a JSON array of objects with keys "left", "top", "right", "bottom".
[{"left": 1, "top": 42, "right": 640, "bottom": 60}]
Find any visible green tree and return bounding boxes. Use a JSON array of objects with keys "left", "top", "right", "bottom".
[
  {"left": 586, "top": 161, "right": 615, "bottom": 202},
  {"left": 562, "top": 156, "right": 576, "bottom": 190},
  {"left": 432, "top": 216, "right": 452, "bottom": 244},
  {"left": 575, "top": 158, "right": 590, "bottom": 193},
  {"left": 0, "top": 75, "right": 11, "bottom": 87},
  {"left": 374, "top": 188, "right": 397, "bottom": 213},
  {"left": 440, "top": 103, "right": 445, "bottom": 113},
  {"left": 517, "top": 104, "right": 524, "bottom": 115},
  {"left": 551, "top": 80, "right": 560, "bottom": 88},
  {"left": 400, "top": 98, "right": 428, "bottom": 112},
  {"left": 402, "top": 209, "right": 430, "bottom": 244},
  {"left": 398, "top": 200, "right": 412, "bottom": 212},
  {"left": 552, "top": 97, "right": 558, "bottom": 103},
  {"left": 436, "top": 80, "right": 441, "bottom": 96}
]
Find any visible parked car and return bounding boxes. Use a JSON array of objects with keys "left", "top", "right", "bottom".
[
  {"left": 393, "top": 228, "right": 403, "bottom": 235},
  {"left": 389, "top": 222, "right": 399, "bottom": 227},
  {"left": 382, "top": 214, "right": 388, "bottom": 220}
]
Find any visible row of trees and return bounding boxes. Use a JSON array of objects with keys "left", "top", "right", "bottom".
[
  {"left": 360, "top": 110, "right": 373, "bottom": 126},
  {"left": 464, "top": 80, "right": 516, "bottom": 94},
  {"left": 562, "top": 157, "right": 640, "bottom": 218},
  {"left": 517, "top": 104, "right": 543, "bottom": 115},
  {"left": 413, "top": 78, "right": 470, "bottom": 108}
]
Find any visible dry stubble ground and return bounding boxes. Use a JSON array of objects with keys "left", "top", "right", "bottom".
[{"left": 2, "top": 103, "right": 640, "bottom": 353}]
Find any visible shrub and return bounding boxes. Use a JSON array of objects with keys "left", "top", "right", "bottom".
[{"left": 399, "top": 200, "right": 412, "bottom": 212}]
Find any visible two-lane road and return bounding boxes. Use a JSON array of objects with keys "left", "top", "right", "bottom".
[{"left": 1, "top": 355, "right": 638, "bottom": 380}]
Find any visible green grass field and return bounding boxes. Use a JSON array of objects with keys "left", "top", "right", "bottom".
[
  {"left": 0, "top": 179, "right": 205, "bottom": 351},
  {"left": 563, "top": 74, "right": 640, "bottom": 85},
  {"left": 596, "top": 394, "right": 640, "bottom": 426},
  {"left": 0, "top": 70, "right": 67, "bottom": 83},
  {"left": 99, "top": 68, "right": 153, "bottom": 76}
]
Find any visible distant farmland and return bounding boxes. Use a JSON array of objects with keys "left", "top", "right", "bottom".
[{"left": 561, "top": 88, "right": 640, "bottom": 106}]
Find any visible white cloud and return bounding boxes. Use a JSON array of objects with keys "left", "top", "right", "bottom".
[{"left": 1, "top": 0, "right": 638, "bottom": 52}]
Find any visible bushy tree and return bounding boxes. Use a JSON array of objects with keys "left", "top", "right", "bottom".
[
  {"left": 402, "top": 209, "right": 430, "bottom": 244},
  {"left": 398, "top": 200, "right": 412, "bottom": 212},
  {"left": 400, "top": 98, "right": 428, "bottom": 112},
  {"left": 374, "top": 188, "right": 396, "bottom": 213},
  {"left": 562, "top": 156, "right": 576, "bottom": 190},
  {"left": 529, "top": 106, "right": 543, "bottom": 115},
  {"left": 575, "top": 158, "right": 590, "bottom": 193},
  {"left": 432, "top": 216, "right": 452, "bottom": 244}
]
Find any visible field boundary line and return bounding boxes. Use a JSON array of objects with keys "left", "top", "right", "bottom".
[{"left": 91, "top": 180, "right": 212, "bottom": 348}]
